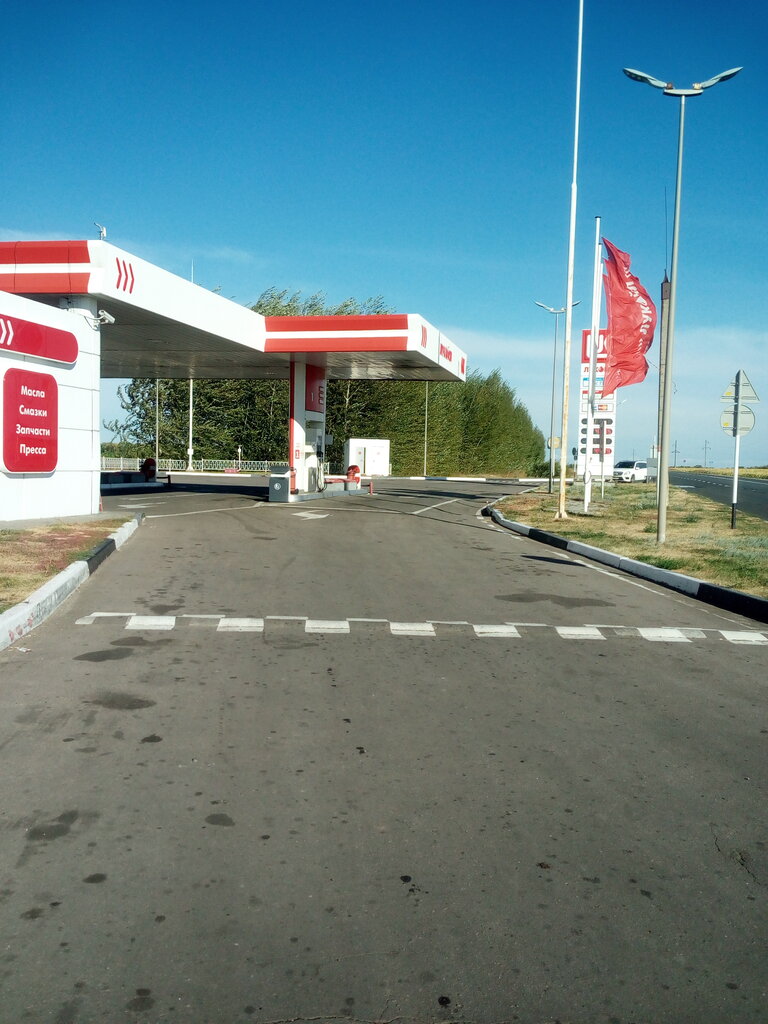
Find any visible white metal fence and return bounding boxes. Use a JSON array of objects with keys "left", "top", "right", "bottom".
[{"left": 101, "top": 458, "right": 289, "bottom": 473}]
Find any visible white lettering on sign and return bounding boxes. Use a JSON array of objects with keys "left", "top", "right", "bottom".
[
  {"left": 19, "top": 405, "right": 48, "bottom": 417},
  {"left": 16, "top": 425, "right": 51, "bottom": 436},
  {"left": 439, "top": 342, "right": 453, "bottom": 362},
  {"left": 20, "top": 385, "right": 46, "bottom": 398},
  {"left": 19, "top": 444, "right": 48, "bottom": 455}
]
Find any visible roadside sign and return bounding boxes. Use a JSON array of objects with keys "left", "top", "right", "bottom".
[
  {"left": 547, "top": 436, "right": 561, "bottom": 450},
  {"left": 720, "top": 370, "right": 759, "bottom": 529},
  {"left": 720, "top": 404, "right": 755, "bottom": 436},
  {"left": 721, "top": 370, "right": 760, "bottom": 402}
]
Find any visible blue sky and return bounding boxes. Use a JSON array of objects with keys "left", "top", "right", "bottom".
[{"left": 4, "top": 0, "right": 766, "bottom": 467}]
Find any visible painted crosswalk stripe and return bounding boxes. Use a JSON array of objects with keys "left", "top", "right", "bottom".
[
  {"left": 217, "top": 618, "right": 265, "bottom": 632},
  {"left": 556, "top": 626, "right": 605, "bottom": 640},
  {"left": 474, "top": 624, "right": 521, "bottom": 638},
  {"left": 720, "top": 630, "right": 768, "bottom": 645},
  {"left": 306, "top": 619, "right": 350, "bottom": 633},
  {"left": 72, "top": 614, "right": 768, "bottom": 646},
  {"left": 125, "top": 615, "right": 176, "bottom": 630},
  {"left": 390, "top": 622, "right": 436, "bottom": 636},
  {"left": 637, "top": 627, "right": 690, "bottom": 642}
]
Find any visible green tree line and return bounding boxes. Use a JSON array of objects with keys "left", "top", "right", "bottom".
[{"left": 104, "top": 288, "right": 545, "bottom": 476}]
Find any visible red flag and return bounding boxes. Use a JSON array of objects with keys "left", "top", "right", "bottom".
[{"left": 601, "top": 238, "right": 657, "bottom": 398}]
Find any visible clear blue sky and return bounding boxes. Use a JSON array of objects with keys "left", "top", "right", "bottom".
[{"left": 4, "top": 0, "right": 766, "bottom": 467}]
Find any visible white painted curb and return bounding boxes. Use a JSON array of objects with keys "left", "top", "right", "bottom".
[{"left": 0, "top": 517, "right": 142, "bottom": 652}]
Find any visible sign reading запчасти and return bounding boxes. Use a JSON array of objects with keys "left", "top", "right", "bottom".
[{"left": 2, "top": 368, "right": 59, "bottom": 473}]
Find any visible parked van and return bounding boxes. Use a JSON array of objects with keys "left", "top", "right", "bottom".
[{"left": 613, "top": 460, "right": 648, "bottom": 483}]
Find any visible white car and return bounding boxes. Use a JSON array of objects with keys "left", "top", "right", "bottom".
[{"left": 613, "top": 460, "right": 648, "bottom": 483}]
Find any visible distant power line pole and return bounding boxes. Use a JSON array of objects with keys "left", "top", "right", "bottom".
[
  {"left": 703, "top": 439, "right": 711, "bottom": 467},
  {"left": 672, "top": 439, "right": 679, "bottom": 467}
]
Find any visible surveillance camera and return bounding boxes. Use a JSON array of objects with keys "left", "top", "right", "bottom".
[{"left": 97, "top": 310, "right": 115, "bottom": 325}]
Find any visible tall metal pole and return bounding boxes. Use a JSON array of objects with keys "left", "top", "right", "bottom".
[
  {"left": 730, "top": 370, "right": 742, "bottom": 529},
  {"left": 187, "top": 260, "right": 195, "bottom": 474},
  {"left": 423, "top": 382, "right": 429, "bottom": 477},
  {"left": 557, "top": 0, "right": 584, "bottom": 519},
  {"left": 584, "top": 216, "right": 602, "bottom": 513},
  {"left": 656, "top": 94, "right": 685, "bottom": 543},
  {"left": 155, "top": 380, "right": 159, "bottom": 464},
  {"left": 655, "top": 275, "right": 670, "bottom": 504},
  {"left": 186, "top": 379, "right": 194, "bottom": 472},
  {"left": 548, "top": 313, "right": 560, "bottom": 493},
  {"left": 624, "top": 64, "right": 742, "bottom": 541}
]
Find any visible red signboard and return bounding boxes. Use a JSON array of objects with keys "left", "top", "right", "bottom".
[
  {"left": 305, "top": 364, "right": 326, "bottom": 414},
  {"left": 3, "top": 369, "right": 58, "bottom": 473},
  {"left": 0, "top": 313, "right": 78, "bottom": 365}
]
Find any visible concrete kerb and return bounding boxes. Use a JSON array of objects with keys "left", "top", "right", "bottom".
[
  {"left": 487, "top": 505, "right": 768, "bottom": 625},
  {"left": 0, "top": 515, "right": 144, "bottom": 653}
]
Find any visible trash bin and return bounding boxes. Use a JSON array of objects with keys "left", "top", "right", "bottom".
[{"left": 269, "top": 466, "right": 292, "bottom": 502}]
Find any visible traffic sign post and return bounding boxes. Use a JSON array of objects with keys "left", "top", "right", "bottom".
[{"left": 720, "top": 370, "right": 759, "bottom": 528}]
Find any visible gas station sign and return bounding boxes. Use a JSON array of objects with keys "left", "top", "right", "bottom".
[
  {"left": 0, "top": 313, "right": 78, "bottom": 364},
  {"left": 2, "top": 368, "right": 59, "bottom": 473},
  {"left": 305, "top": 364, "right": 326, "bottom": 413}
]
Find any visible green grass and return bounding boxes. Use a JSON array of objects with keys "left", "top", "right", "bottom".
[{"left": 497, "top": 484, "right": 768, "bottom": 598}]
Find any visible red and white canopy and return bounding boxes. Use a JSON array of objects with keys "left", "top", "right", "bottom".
[{"left": 0, "top": 240, "right": 466, "bottom": 383}]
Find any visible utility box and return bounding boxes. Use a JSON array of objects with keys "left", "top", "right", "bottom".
[
  {"left": 343, "top": 438, "right": 390, "bottom": 476},
  {"left": 269, "top": 466, "right": 292, "bottom": 502}
]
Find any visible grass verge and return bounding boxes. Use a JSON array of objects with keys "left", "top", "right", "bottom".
[
  {"left": 497, "top": 484, "right": 768, "bottom": 599},
  {"left": 0, "top": 520, "right": 126, "bottom": 613}
]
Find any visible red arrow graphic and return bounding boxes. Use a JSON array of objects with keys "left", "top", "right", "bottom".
[{"left": 116, "top": 257, "right": 123, "bottom": 291}]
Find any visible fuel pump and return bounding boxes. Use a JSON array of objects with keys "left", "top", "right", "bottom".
[{"left": 303, "top": 417, "right": 326, "bottom": 492}]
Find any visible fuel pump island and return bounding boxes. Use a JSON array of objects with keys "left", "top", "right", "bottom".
[{"left": 0, "top": 240, "right": 467, "bottom": 521}]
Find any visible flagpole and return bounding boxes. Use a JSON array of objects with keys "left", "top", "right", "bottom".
[
  {"left": 556, "top": 0, "right": 584, "bottom": 520},
  {"left": 583, "top": 216, "right": 602, "bottom": 513}
]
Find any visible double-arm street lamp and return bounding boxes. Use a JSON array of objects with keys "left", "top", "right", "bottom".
[
  {"left": 623, "top": 65, "right": 742, "bottom": 542},
  {"left": 536, "top": 300, "right": 580, "bottom": 493}
]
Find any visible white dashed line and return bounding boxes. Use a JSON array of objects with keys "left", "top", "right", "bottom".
[
  {"left": 73, "top": 613, "right": 768, "bottom": 645},
  {"left": 637, "top": 627, "right": 691, "bottom": 643},
  {"left": 555, "top": 626, "right": 605, "bottom": 640},
  {"left": 720, "top": 630, "right": 768, "bottom": 645}
]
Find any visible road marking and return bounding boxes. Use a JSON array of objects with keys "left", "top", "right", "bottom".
[
  {"left": 217, "top": 617, "right": 265, "bottom": 632},
  {"left": 720, "top": 630, "right": 768, "bottom": 645},
  {"left": 293, "top": 511, "right": 330, "bottom": 520},
  {"left": 474, "top": 624, "right": 521, "bottom": 638},
  {"left": 637, "top": 627, "right": 690, "bottom": 642},
  {"left": 117, "top": 502, "right": 166, "bottom": 508},
  {"left": 306, "top": 619, "right": 350, "bottom": 633},
  {"left": 390, "top": 622, "right": 437, "bottom": 636},
  {"left": 556, "top": 626, "right": 605, "bottom": 640},
  {"left": 74, "top": 613, "right": 768, "bottom": 645},
  {"left": 411, "top": 498, "right": 461, "bottom": 516},
  {"left": 125, "top": 615, "right": 176, "bottom": 630},
  {"left": 147, "top": 504, "right": 262, "bottom": 519}
]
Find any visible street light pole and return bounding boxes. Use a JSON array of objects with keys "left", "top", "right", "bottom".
[
  {"left": 536, "top": 301, "right": 580, "bottom": 494},
  {"left": 623, "top": 65, "right": 742, "bottom": 543},
  {"left": 557, "top": 0, "right": 585, "bottom": 519}
]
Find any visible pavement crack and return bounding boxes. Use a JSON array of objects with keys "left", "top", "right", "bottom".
[{"left": 711, "top": 823, "right": 765, "bottom": 886}]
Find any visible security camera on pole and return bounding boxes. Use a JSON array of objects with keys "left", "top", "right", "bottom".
[{"left": 720, "top": 370, "right": 759, "bottom": 528}]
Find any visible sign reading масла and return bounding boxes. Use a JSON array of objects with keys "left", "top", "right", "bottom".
[{"left": 2, "top": 368, "right": 59, "bottom": 473}]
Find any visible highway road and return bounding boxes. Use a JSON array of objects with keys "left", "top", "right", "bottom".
[
  {"left": 670, "top": 470, "right": 768, "bottom": 520},
  {"left": 1, "top": 479, "right": 766, "bottom": 1023}
]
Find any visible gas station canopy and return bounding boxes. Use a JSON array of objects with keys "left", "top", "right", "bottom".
[{"left": 0, "top": 240, "right": 467, "bottom": 383}]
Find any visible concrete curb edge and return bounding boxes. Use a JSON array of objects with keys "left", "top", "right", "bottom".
[
  {"left": 0, "top": 515, "right": 144, "bottom": 653},
  {"left": 488, "top": 506, "right": 768, "bottom": 625}
]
